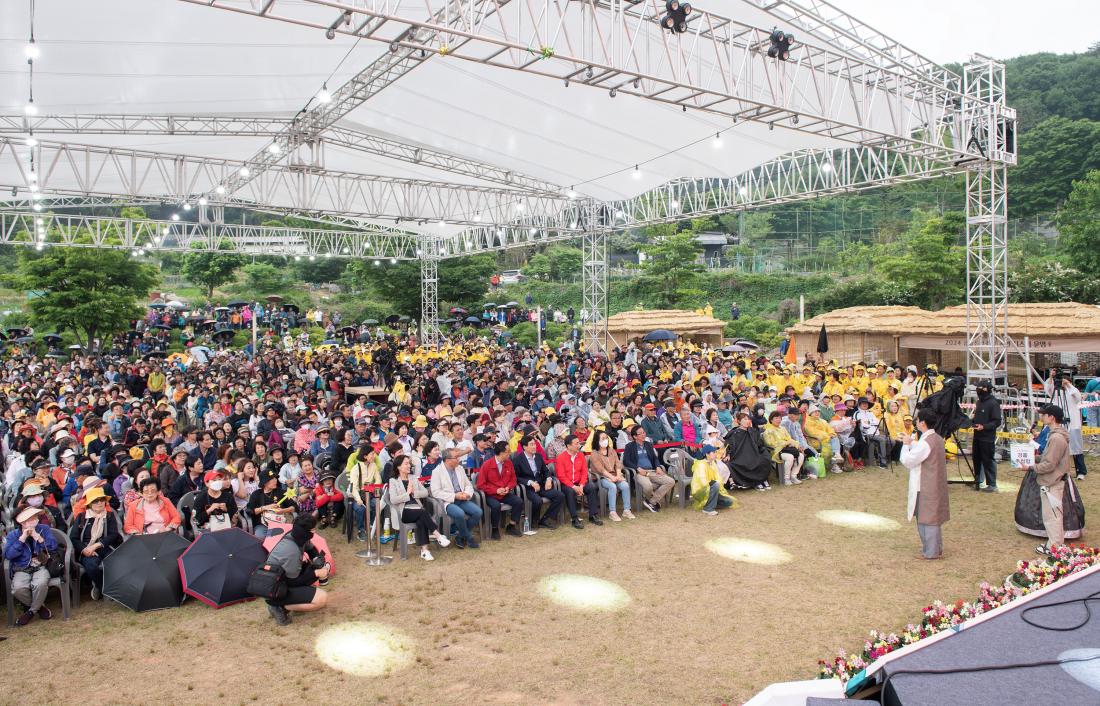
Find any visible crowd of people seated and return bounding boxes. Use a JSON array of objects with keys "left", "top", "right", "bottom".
[{"left": 2, "top": 332, "right": 951, "bottom": 626}]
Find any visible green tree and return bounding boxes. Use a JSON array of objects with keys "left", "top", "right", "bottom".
[
  {"left": 11, "top": 248, "right": 158, "bottom": 349},
  {"left": 180, "top": 243, "right": 244, "bottom": 298},
  {"left": 875, "top": 212, "right": 966, "bottom": 310},
  {"left": 639, "top": 227, "right": 704, "bottom": 307},
  {"left": 240, "top": 262, "right": 288, "bottom": 293},
  {"left": 1056, "top": 169, "right": 1100, "bottom": 277},
  {"left": 1012, "top": 117, "right": 1100, "bottom": 217},
  {"left": 522, "top": 253, "right": 552, "bottom": 281},
  {"left": 356, "top": 254, "right": 497, "bottom": 317}
]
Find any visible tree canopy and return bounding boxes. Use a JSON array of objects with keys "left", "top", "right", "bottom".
[{"left": 180, "top": 244, "right": 244, "bottom": 297}]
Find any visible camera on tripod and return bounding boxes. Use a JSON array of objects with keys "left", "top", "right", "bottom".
[{"left": 1050, "top": 367, "right": 1076, "bottom": 384}]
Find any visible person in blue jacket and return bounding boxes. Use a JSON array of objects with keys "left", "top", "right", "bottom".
[{"left": 3, "top": 506, "right": 58, "bottom": 626}]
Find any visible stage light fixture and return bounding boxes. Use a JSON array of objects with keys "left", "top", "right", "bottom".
[
  {"left": 528, "top": 227, "right": 537, "bottom": 235},
  {"left": 162, "top": 227, "right": 169, "bottom": 235},
  {"left": 632, "top": 165, "right": 641, "bottom": 179},
  {"left": 660, "top": 0, "right": 692, "bottom": 33},
  {"left": 24, "top": 40, "right": 40, "bottom": 60},
  {"left": 215, "top": 185, "right": 226, "bottom": 195},
  {"left": 27, "top": 171, "right": 37, "bottom": 183},
  {"left": 767, "top": 28, "right": 794, "bottom": 61},
  {"left": 670, "top": 199, "right": 680, "bottom": 208},
  {"left": 238, "top": 166, "right": 250, "bottom": 177},
  {"left": 713, "top": 132, "right": 723, "bottom": 149},
  {"left": 171, "top": 213, "right": 180, "bottom": 221},
  {"left": 738, "top": 185, "right": 748, "bottom": 196},
  {"left": 820, "top": 162, "right": 833, "bottom": 173},
  {"left": 181, "top": 202, "right": 191, "bottom": 211},
  {"left": 294, "top": 255, "right": 301, "bottom": 261},
  {"left": 28, "top": 183, "right": 38, "bottom": 193},
  {"left": 325, "top": 28, "right": 336, "bottom": 40},
  {"left": 389, "top": 258, "right": 397, "bottom": 264},
  {"left": 609, "top": 87, "right": 617, "bottom": 98},
  {"left": 567, "top": 189, "right": 577, "bottom": 199},
  {"left": 24, "top": 134, "right": 37, "bottom": 147},
  {"left": 35, "top": 218, "right": 43, "bottom": 225},
  {"left": 24, "top": 100, "right": 37, "bottom": 116},
  {"left": 267, "top": 142, "right": 281, "bottom": 154},
  {"left": 198, "top": 197, "right": 208, "bottom": 206},
  {"left": 373, "top": 259, "right": 380, "bottom": 266},
  {"left": 515, "top": 203, "right": 525, "bottom": 211},
  {"left": 317, "top": 83, "right": 333, "bottom": 104},
  {"left": 309, "top": 255, "right": 316, "bottom": 261},
  {"left": 32, "top": 203, "right": 42, "bottom": 212}
]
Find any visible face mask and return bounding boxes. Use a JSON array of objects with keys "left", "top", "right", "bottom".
[
  {"left": 207, "top": 480, "right": 224, "bottom": 491},
  {"left": 27, "top": 496, "right": 44, "bottom": 508},
  {"left": 599, "top": 438, "right": 610, "bottom": 449}
]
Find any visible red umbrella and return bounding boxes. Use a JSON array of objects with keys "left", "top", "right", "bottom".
[{"left": 262, "top": 522, "right": 336, "bottom": 579}]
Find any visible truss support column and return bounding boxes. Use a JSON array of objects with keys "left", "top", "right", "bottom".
[
  {"left": 420, "top": 236, "right": 441, "bottom": 348},
  {"left": 582, "top": 203, "right": 608, "bottom": 354},
  {"left": 963, "top": 57, "right": 1010, "bottom": 386}
]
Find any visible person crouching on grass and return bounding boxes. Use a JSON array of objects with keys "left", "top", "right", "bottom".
[{"left": 264, "top": 514, "right": 330, "bottom": 626}]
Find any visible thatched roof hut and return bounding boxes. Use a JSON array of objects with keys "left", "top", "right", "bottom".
[
  {"left": 787, "top": 303, "right": 1100, "bottom": 380},
  {"left": 605, "top": 309, "right": 725, "bottom": 348}
]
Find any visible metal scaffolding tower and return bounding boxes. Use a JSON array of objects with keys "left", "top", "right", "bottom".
[
  {"left": 582, "top": 203, "right": 608, "bottom": 353},
  {"left": 420, "top": 235, "right": 442, "bottom": 347}
]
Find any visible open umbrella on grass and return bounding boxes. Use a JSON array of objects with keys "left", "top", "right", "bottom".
[
  {"left": 103, "top": 532, "right": 189, "bottom": 612},
  {"left": 178, "top": 529, "right": 267, "bottom": 609}
]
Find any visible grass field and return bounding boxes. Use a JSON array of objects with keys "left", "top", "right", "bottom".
[{"left": 4, "top": 460, "right": 1095, "bottom": 706}]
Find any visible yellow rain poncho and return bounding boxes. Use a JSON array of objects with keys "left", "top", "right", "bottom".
[{"left": 689, "top": 458, "right": 738, "bottom": 511}]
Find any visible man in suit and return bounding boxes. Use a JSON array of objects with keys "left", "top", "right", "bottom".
[
  {"left": 512, "top": 434, "right": 564, "bottom": 529},
  {"left": 553, "top": 435, "right": 602, "bottom": 530},
  {"left": 622, "top": 424, "right": 675, "bottom": 512},
  {"left": 429, "top": 449, "right": 482, "bottom": 549}
]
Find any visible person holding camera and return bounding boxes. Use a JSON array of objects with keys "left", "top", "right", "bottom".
[
  {"left": 900, "top": 409, "right": 949, "bottom": 560},
  {"left": 1044, "top": 372, "right": 1087, "bottom": 480},
  {"left": 970, "top": 380, "right": 1002, "bottom": 492},
  {"left": 263, "top": 514, "right": 330, "bottom": 626}
]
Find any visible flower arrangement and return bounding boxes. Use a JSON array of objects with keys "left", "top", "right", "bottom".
[{"left": 818, "top": 545, "right": 1100, "bottom": 683}]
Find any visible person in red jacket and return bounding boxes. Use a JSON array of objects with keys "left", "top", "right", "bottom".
[
  {"left": 553, "top": 435, "right": 602, "bottom": 530},
  {"left": 476, "top": 441, "right": 523, "bottom": 539},
  {"left": 314, "top": 471, "right": 345, "bottom": 529}
]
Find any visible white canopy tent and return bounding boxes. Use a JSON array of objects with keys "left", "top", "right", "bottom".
[{"left": 0, "top": 0, "right": 1015, "bottom": 366}]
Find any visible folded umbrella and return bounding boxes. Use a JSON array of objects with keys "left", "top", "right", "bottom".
[
  {"left": 103, "top": 532, "right": 190, "bottom": 612},
  {"left": 178, "top": 528, "right": 267, "bottom": 608}
]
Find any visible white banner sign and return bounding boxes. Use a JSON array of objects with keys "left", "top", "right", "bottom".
[
  {"left": 1010, "top": 443, "right": 1035, "bottom": 469},
  {"left": 899, "top": 335, "right": 1100, "bottom": 353}
]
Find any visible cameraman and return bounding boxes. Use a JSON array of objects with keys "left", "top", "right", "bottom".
[
  {"left": 264, "top": 514, "right": 330, "bottom": 626},
  {"left": 1044, "top": 371, "right": 1087, "bottom": 480},
  {"left": 913, "top": 364, "right": 943, "bottom": 407},
  {"left": 970, "top": 380, "right": 1002, "bottom": 492}
]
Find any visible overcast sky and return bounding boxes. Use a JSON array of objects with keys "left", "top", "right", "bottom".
[{"left": 833, "top": 0, "right": 1098, "bottom": 63}]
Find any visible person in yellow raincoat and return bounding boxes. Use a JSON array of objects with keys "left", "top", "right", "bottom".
[
  {"left": 690, "top": 444, "right": 738, "bottom": 515},
  {"left": 803, "top": 407, "right": 842, "bottom": 473}
]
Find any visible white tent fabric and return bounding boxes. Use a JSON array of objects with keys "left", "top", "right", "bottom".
[{"left": 1, "top": 0, "right": 891, "bottom": 235}]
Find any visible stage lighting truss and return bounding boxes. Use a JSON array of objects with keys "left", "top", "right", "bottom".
[{"left": 660, "top": 0, "right": 692, "bottom": 34}]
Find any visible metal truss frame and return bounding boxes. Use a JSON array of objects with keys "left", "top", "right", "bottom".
[
  {"left": 0, "top": 138, "right": 573, "bottom": 228},
  {"left": 196, "top": 0, "right": 514, "bottom": 203},
  {"left": 1, "top": 114, "right": 561, "bottom": 194},
  {"left": 420, "top": 235, "right": 442, "bottom": 345},
  {"left": 180, "top": 0, "right": 1008, "bottom": 166},
  {"left": 963, "top": 57, "right": 1010, "bottom": 385},
  {"left": 581, "top": 203, "right": 608, "bottom": 353},
  {"left": 0, "top": 210, "right": 420, "bottom": 258}
]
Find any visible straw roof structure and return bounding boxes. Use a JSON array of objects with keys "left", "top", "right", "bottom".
[
  {"left": 605, "top": 309, "right": 726, "bottom": 347},
  {"left": 787, "top": 303, "right": 1100, "bottom": 338}
]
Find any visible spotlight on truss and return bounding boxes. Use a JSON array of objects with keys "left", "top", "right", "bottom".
[
  {"left": 767, "top": 28, "right": 794, "bottom": 61},
  {"left": 660, "top": 0, "right": 692, "bottom": 33}
]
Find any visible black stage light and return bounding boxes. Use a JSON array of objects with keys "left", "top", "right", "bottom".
[
  {"left": 661, "top": 0, "right": 693, "bottom": 34},
  {"left": 767, "top": 28, "right": 794, "bottom": 60}
]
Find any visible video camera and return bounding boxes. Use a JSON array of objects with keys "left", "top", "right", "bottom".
[{"left": 916, "top": 375, "right": 972, "bottom": 438}]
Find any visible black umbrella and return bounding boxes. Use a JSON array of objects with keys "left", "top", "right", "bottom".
[
  {"left": 504, "top": 301, "right": 520, "bottom": 307},
  {"left": 464, "top": 315, "right": 481, "bottom": 324},
  {"left": 483, "top": 303, "right": 497, "bottom": 309},
  {"left": 362, "top": 319, "right": 379, "bottom": 325},
  {"left": 144, "top": 351, "right": 167, "bottom": 359},
  {"left": 212, "top": 328, "right": 235, "bottom": 339},
  {"left": 816, "top": 324, "right": 829, "bottom": 354},
  {"left": 441, "top": 318, "right": 458, "bottom": 324},
  {"left": 339, "top": 325, "right": 357, "bottom": 334},
  {"left": 282, "top": 303, "right": 300, "bottom": 313},
  {"left": 103, "top": 532, "right": 190, "bottom": 612},
  {"left": 42, "top": 333, "right": 62, "bottom": 344},
  {"left": 149, "top": 302, "right": 168, "bottom": 310},
  {"left": 6, "top": 328, "right": 28, "bottom": 338},
  {"left": 642, "top": 329, "right": 678, "bottom": 342},
  {"left": 150, "top": 324, "right": 172, "bottom": 331},
  {"left": 15, "top": 336, "right": 34, "bottom": 344},
  {"left": 734, "top": 338, "right": 760, "bottom": 349},
  {"left": 384, "top": 315, "right": 400, "bottom": 324},
  {"left": 265, "top": 295, "right": 283, "bottom": 303},
  {"left": 178, "top": 528, "right": 267, "bottom": 609},
  {"left": 227, "top": 300, "right": 249, "bottom": 308}
]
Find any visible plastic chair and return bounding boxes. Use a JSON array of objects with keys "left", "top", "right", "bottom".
[
  {"left": 4, "top": 527, "right": 72, "bottom": 625},
  {"left": 334, "top": 471, "right": 352, "bottom": 543},
  {"left": 175, "top": 491, "right": 198, "bottom": 540},
  {"left": 380, "top": 487, "right": 419, "bottom": 561}
]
